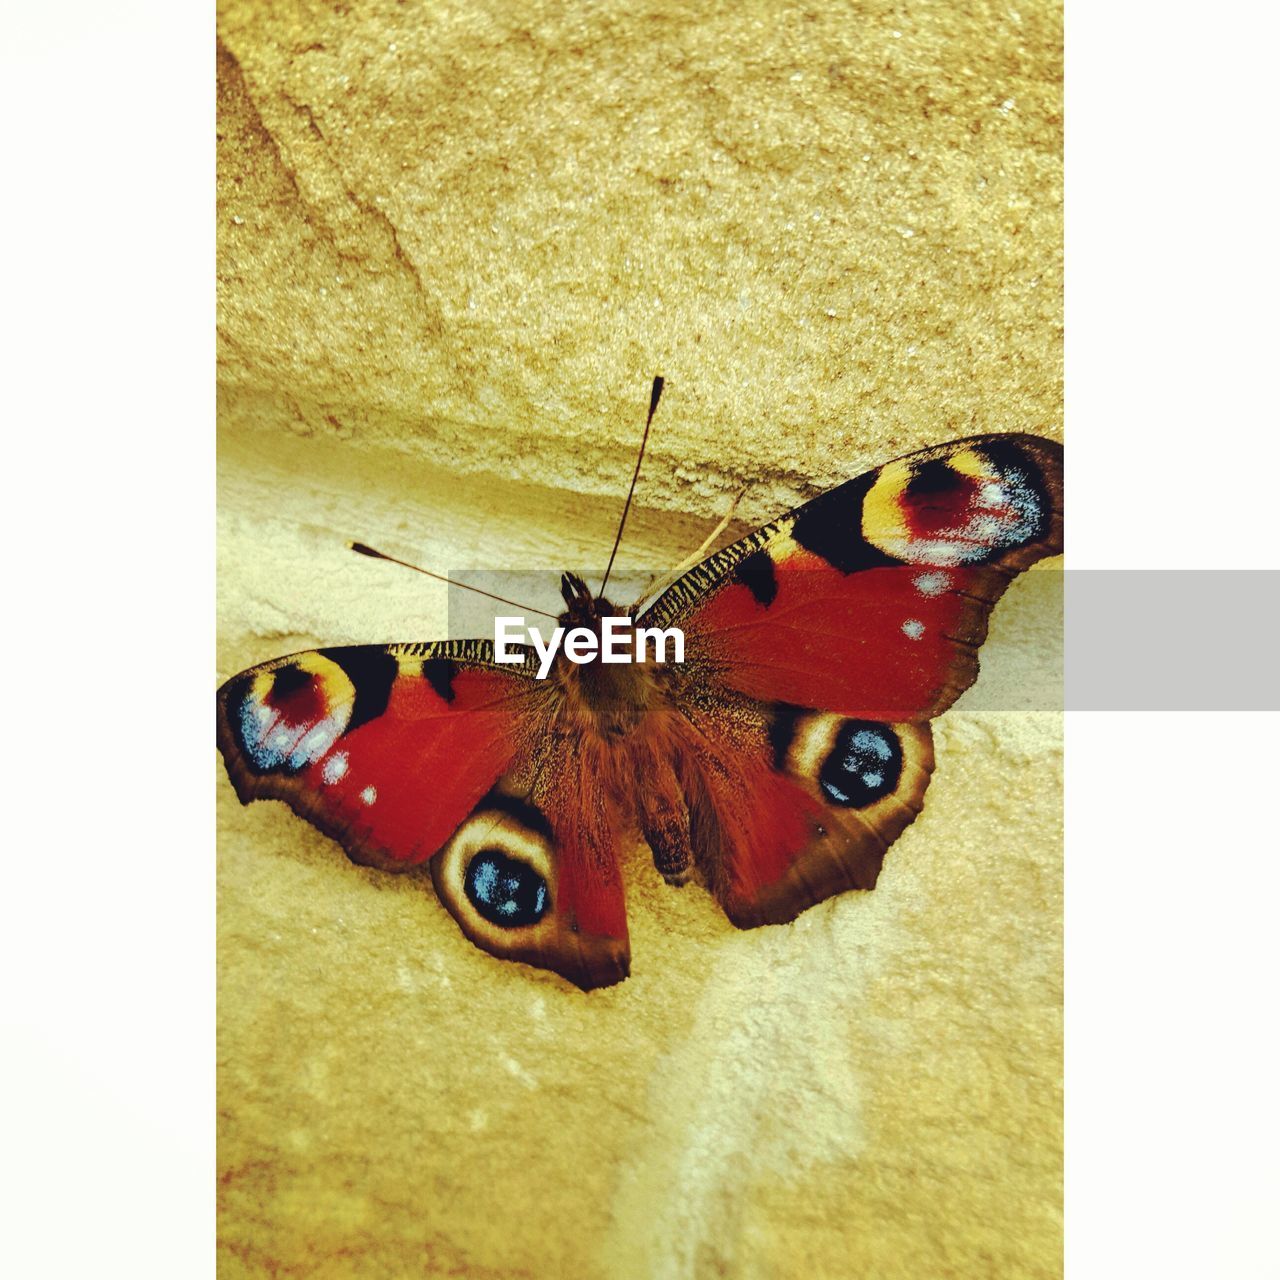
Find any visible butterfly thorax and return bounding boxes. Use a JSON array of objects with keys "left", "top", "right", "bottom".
[{"left": 552, "top": 571, "right": 665, "bottom": 739}]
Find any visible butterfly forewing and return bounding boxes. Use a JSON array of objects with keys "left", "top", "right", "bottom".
[{"left": 641, "top": 433, "right": 1063, "bottom": 720}]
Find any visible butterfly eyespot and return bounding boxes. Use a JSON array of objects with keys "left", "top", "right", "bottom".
[
  {"left": 464, "top": 850, "right": 550, "bottom": 928},
  {"left": 233, "top": 653, "right": 355, "bottom": 774},
  {"left": 862, "top": 444, "right": 1050, "bottom": 566},
  {"left": 819, "top": 721, "right": 903, "bottom": 808}
]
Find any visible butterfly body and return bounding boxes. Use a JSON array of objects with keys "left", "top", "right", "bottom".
[
  {"left": 218, "top": 432, "right": 1062, "bottom": 989},
  {"left": 546, "top": 574, "right": 667, "bottom": 738}
]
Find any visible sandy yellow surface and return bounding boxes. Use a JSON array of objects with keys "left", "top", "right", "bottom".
[{"left": 217, "top": 2, "right": 1062, "bottom": 1276}]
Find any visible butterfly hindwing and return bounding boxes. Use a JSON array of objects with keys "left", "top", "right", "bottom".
[
  {"left": 432, "top": 750, "right": 630, "bottom": 990},
  {"left": 665, "top": 685, "right": 935, "bottom": 927}
]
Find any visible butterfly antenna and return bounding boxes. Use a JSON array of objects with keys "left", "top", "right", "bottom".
[
  {"left": 600, "top": 375, "right": 664, "bottom": 598},
  {"left": 349, "top": 543, "right": 559, "bottom": 620}
]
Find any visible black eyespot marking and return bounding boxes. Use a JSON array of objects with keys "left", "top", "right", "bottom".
[
  {"left": 270, "top": 663, "right": 313, "bottom": 698},
  {"left": 479, "top": 793, "right": 555, "bottom": 839},
  {"left": 733, "top": 549, "right": 778, "bottom": 607},
  {"left": 767, "top": 703, "right": 803, "bottom": 770},
  {"left": 819, "top": 721, "right": 902, "bottom": 808},
  {"left": 791, "top": 473, "right": 900, "bottom": 574},
  {"left": 464, "top": 850, "right": 549, "bottom": 928},
  {"left": 905, "top": 457, "right": 957, "bottom": 497},
  {"left": 319, "top": 646, "right": 398, "bottom": 733},
  {"left": 421, "top": 657, "right": 457, "bottom": 703}
]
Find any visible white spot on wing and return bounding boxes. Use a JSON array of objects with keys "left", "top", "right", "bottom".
[
  {"left": 913, "top": 570, "right": 950, "bottom": 597},
  {"left": 293, "top": 726, "right": 334, "bottom": 766},
  {"left": 360, "top": 785, "right": 377, "bottom": 805},
  {"left": 322, "top": 752, "right": 349, "bottom": 785},
  {"left": 902, "top": 619, "right": 925, "bottom": 640}
]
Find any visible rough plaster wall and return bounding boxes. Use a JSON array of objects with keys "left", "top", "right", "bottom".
[{"left": 217, "top": 2, "right": 1063, "bottom": 1276}]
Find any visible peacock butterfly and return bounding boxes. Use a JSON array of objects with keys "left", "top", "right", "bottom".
[{"left": 217, "top": 380, "right": 1063, "bottom": 989}]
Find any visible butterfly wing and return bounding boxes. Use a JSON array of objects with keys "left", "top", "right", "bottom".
[
  {"left": 217, "top": 640, "right": 629, "bottom": 988},
  {"left": 655, "top": 685, "right": 932, "bottom": 926},
  {"left": 430, "top": 738, "right": 630, "bottom": 990},
  {"left": 642, "top": 432, "right": 1062, "bottom": 925},
  {"left": 642, "top": 433, "right": 1063, "bottom": 719}
]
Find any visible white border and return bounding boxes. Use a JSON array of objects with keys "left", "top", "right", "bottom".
[
  {"left": 2, "top": 2, "right": 1277, "bottom": 1275},
  {"left": 2, "top": 5, "right": 214, "bottom": 1275},
  {"left": 1069, "top": 2, "right": 1278, "bottom": 1275}
]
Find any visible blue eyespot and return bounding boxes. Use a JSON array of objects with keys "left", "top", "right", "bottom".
[
  {"left": 819, "top": 721, "right": 902, "bottom": 808},
  {"left": 464, "top": 850, "right": 549, "bottom": 928}
]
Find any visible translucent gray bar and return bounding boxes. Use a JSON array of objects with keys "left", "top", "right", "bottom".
[
  {"left": 1067, "top": 570, "right": 1278, "bottom": 711},
  {"left": 444, "top": 569, "right": 1277, "bottom": 711}
]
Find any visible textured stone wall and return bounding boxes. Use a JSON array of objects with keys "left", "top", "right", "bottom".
[{"left": 217, "top": 2, "right": 1062, "bottom": 1275}]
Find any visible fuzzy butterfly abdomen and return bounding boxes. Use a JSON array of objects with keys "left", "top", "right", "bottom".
[{"left": 543, "top": 635, "right": 717, "bottom": 892}]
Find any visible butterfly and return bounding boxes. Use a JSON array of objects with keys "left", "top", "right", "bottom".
[{"left": 217, "top": 381, "right": 1063, "bottom": 989}]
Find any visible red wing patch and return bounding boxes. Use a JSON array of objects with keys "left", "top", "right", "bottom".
[{"left": 685, "top": 556, "right": 1004, "bottom": 720}]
